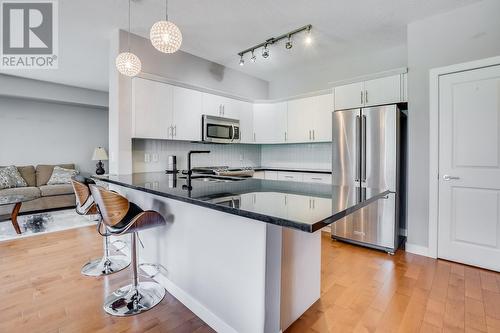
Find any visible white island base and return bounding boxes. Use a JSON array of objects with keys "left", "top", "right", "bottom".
[{"left": 110, "top": 185, "right": 321, "bottom": 333}]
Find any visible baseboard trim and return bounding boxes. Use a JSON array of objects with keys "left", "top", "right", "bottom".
[
  {"left": 140, "top": 265, "right": 238, "bottom": 333},
  {"left": 405, "top": 243, "right": 431, "bottom": 257}
]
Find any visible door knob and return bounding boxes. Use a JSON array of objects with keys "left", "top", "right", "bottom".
[{"left": 443, "top": 174, "right": 460, "bottom": 181}]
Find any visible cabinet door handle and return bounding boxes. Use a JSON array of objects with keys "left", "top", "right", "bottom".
[
  {"left": 313, "top": 130, "right": 315, "bottom": 140},
  {"left": 360, "top": 91, "right": 363, "bottom": 104},
  {"left": 309, "top": 199, "right": 311, "bottom": 209},
  {"left": 253, "top": 132, "right": 256, "bottom": 142},
  {"left": 365, "top": 90, "right": 368, "bottom": 104},
  {"left": 168, "top": 125, "right": 172, "bottom": 138},
  {"left": 309, "top": 130, "right": 312, "bottom": 140},
  {"left": 311, "top": 177, "right": 322, "bottom": 180},
  {"left": 285, "top": 132, "right": 287, "bottom": 141},
  {"left": 173, "top": 125, "right": 177, "bottom": 137},
  {"left": 312, "top": 199, "right": 315, "bottom": 209}
]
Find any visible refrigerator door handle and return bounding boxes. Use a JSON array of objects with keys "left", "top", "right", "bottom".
[
  {"left": 355, "top": 115, "right": 361, "bottom": 182},
  {"left": 361, "top": 115, "right": 367, "bottom": 182}
]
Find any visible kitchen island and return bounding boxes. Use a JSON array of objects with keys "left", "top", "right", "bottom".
[{"left": 94, "top": 172, "right": 391, "bottom": 333}]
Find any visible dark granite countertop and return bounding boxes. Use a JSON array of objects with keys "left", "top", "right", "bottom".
[{"left": 93, "top": 172, "right": 391, "bottom": 233}]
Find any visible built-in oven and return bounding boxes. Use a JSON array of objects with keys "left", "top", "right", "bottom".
[{"left": 202, "top": 115, "right": 240, "bottom": 143}]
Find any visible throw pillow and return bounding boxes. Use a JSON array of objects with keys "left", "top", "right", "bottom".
[
  {"left": 47, "top": 166, "right": 79, "bottom": 185},
  {"left": 0, "top": 166, "right": 28, "bottom": 189}
]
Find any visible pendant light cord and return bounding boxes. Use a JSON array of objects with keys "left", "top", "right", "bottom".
[
  {"left": 165, "top": 0, "right": 168, "bottom": 21},
  {"left": 127, "top": 0, "right": 131, "bottom": 51}
]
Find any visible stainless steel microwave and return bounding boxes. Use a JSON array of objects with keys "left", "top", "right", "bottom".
[{"left": 202, "top": 115, "right": 240, "bottom": 143}]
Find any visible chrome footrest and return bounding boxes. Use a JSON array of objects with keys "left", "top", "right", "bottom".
[
  {"left": 81, "top": 255, "right": 130, "bottom": 277},
  {"left": 138, "top": 263, "right": 163, "bottom": 279},
  {"left": 103, "top": 281, "right": 165, "bottom": 316},
  {"left": 111, "top": 239, "right": 128, "bottom": 252}
]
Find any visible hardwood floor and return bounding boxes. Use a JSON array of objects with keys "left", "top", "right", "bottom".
[
  {"left": 285, "top": 233, "right": 500, "bottom": 333},
  {"left": 0, "top": 226, "right": 215, "bottom": 333},
  {"left": 1, "top": 226, "right": 499, "bottom": 333}
]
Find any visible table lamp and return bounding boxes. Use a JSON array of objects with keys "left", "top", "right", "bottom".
[{"left": 92, "top": 147, "right": 108, "bottom": 175}]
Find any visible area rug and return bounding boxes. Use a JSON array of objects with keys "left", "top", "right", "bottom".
[{"left": 0, "top": 209, "right": 97, "bottom": 242}]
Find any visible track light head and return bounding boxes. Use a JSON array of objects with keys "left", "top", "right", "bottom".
[
  {"left": 304, "top": 27, "right": 312, "bottom": 45},
  {"left": 239, "top": 55, "right": 244, "bottom": 66},
  {"left": 285, "top": 35, "right": 293, "bottom": 49},
  {"left": 251, "top": 50, "right": 257, "bottom": 63},
  {"left": 262, "top": 45, "right": 270, "bottom": 59}
]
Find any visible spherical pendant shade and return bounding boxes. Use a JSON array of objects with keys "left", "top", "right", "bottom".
[
  {"left": 150, "top": 20, "right": 182, "bottom": 53},
  {"left": 115, "top": 52, "right": 142, "bottom": 77}
]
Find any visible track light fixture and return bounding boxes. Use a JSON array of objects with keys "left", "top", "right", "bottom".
[{"left": 237, "top": 24, "right": 311, "bottom": 65}]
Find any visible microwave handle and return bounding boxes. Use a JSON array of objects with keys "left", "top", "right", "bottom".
[{"left": 230, "top": 125, "right": 235, "bottom": 142}]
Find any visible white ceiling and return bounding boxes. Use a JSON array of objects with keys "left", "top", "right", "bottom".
[{"left": 0, "top": 0, "right": 479, "bottom": 92}]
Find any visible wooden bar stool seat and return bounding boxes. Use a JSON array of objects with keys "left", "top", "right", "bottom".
[
  {"left": 89, "top": 184, "right": 166, "bottom": 317},
  {"left": 71, "top": 176, "right": 130, "bottom": 277}
]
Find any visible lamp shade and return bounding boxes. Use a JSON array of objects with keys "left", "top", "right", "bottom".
[{"left": 92, "top": 147, "right": 109, "bottom": 161}]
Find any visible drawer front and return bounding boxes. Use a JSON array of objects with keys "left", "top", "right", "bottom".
[
  {"left": 264, "top": 171, "right": 278, "bottom": 180},
  {"left": 277, "top": 171, "right": 303, "bottom": 182},
  {"left": 302, "top": 173, "right": 332, "bottom": 184}
]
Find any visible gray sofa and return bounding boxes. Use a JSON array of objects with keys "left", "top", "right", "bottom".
[{"left": 0, "top": 164, "right": 76, "bottom": 217}]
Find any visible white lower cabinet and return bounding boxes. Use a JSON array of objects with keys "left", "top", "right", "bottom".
[
  {"left": 264, "top": 171, "right": 278, "bottom": 180},
  {"left": 277, "top": 171, "right": 303, "bottom": 182},
  {"left": 254, "top": 170, "right": 332, "bottom": 184},
  {"left": 302, "top": 173, "right": 332, "bottom": 184}
]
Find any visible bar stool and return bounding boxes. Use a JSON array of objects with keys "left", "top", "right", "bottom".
[
  {"left": 89, "top": 184, "right": 166, "bottom": 316},
  {"left": 71, "top": 176, "right": 130, "bottom": 276}
]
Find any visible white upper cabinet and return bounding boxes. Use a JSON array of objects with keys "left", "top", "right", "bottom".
[
  {"left": 201, "top": 93, "right": 239, "bottom": 118},
  {"left": 132, "top": 77, "right": 173, "bottom": 139},
  {"left": 202, "top": 93, "right": 224, "bottom": 117},
  {"left": 363, "top": 74, "right": 402, "bottom": 107},
  {"left": 310, "top": 93, "right": 333, "bottom": 142},
  {"left": 253, "top": 102, "right": 287, "bottom": 144},
  {"left": 236, "top": 100, "right": 254, "bottom": 143},
  {"left": 334, "top": 74, "right": 406, "bottom": 110},
  {"left": 287, "top": 93, "right": 333, "bottom": 143},
  {"left": 334, "top": 82, "right": 364, "bottom": 110},
  {"left": 172, "top": 86, "right": 203, "bottom": 141},
  {"left": 287, "top": 97, "right": 311, "bottom": 143}
]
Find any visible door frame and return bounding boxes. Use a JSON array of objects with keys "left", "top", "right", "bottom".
[{"left": 428, "top": 55, "right": 500, "bottom": 259}]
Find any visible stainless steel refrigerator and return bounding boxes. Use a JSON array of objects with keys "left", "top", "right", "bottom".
[{"left": 331, "top": 104, "right": 406, "bottom": 254}]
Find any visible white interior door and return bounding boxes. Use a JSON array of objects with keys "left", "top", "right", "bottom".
[{"left": 438, "top": 64, "right": 500, "bottom": 272}]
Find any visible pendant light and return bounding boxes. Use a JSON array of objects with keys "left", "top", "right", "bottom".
[
  {"left": 150, "top": 0, "right": 182, "bottom": 53},
  {"left": 116, "top": 0, "right": 142, "bottom": 77}
]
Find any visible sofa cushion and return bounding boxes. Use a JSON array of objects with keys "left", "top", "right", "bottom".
[
  {"left": 0, "top": 166, "right": 27, "bottom": 189},
  {"left": 17, "top": 166, "right": 36, "bottom": 187},
  {"left": 39, "top": 184, "right": 74, "bottom": 197},
  {"left": 36, "top": 164, "right": 75, "bottom": 187},
  {"left": 0, "top": 186, "right": 41, "bottom": 199},
  {"left": 47, "top": 166, "right": 79, "bottom": 185}
]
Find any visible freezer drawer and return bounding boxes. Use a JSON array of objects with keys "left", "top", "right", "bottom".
[{"left": 331, "top": 193, "right": 396, "bottom": 251}]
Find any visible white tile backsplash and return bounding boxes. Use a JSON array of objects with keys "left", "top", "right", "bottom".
[
  {"left": 132, "top": 139, "right": 332, "bottom": 173},
  {"left": 261, "top": 143, "right": 332, "bottom": 171},
  {"left": 132, "top": 139, "right": 261, "bottom": 172}
]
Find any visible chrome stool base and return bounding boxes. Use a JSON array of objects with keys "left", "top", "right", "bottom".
[
  {"left": 81, "top": 255, "right": 130, "bottom": 277},
  {"left": 103, "top": 281, "right": 166, "bottom": 316}
]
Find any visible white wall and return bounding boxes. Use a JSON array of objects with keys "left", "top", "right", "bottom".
[
  {"left": 0, "top": 74, "right": 108, "bottom": 109},
  {"left": 0, "top": 96, "right": 108, "bottom": 173},
  {"left": 406, "top": 0, "right": 500, "bottom": 247},
  {"left": 268, "top": 45, "right": 407, "bottom": 99}
]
